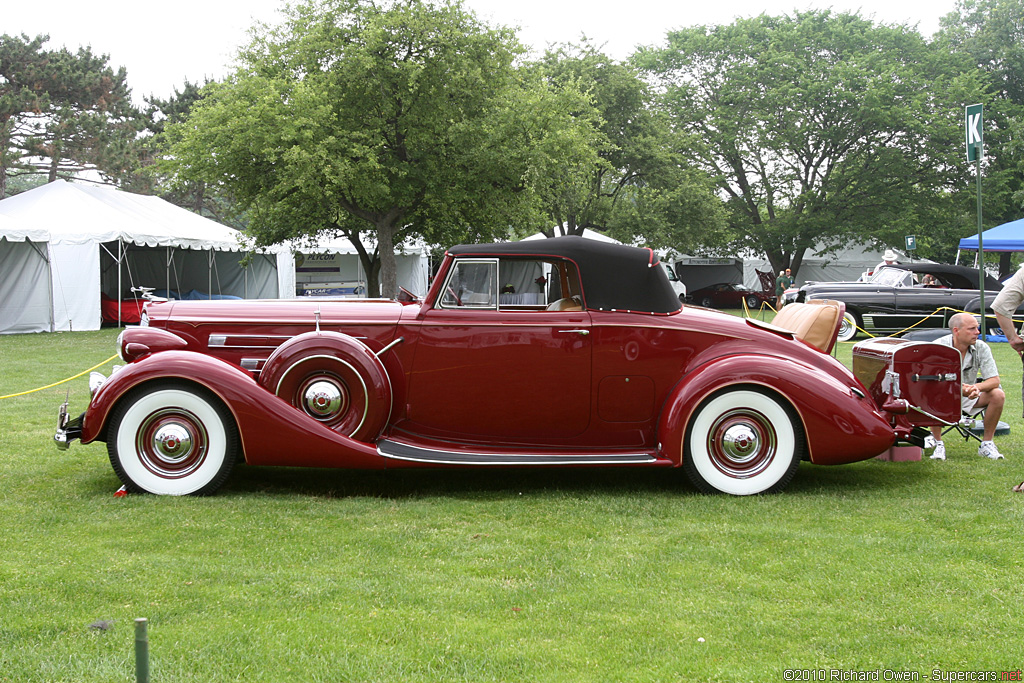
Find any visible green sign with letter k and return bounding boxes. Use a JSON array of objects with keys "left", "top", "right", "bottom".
[{"left": 966, "top": 103, "right": 983, "bottom": 161}]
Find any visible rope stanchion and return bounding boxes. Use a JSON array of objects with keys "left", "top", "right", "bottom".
[{"left": 0, "top": 355, "right": 119, "bottom": 400}]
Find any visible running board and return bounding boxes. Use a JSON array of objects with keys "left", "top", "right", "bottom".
[{"left": 377, "top": 439, "right": 658, "bottom": 466}]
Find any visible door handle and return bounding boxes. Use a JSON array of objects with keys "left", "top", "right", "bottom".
[{"left": 557, "top": 329, "right": 590, "bottom": 336}]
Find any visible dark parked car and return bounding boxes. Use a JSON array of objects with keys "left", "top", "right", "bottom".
[
  {"left": 792, "top": 263, "right": 1022, "bottom": 342},
  {"left": 55, "top": 237, "right": 959, "bottom": 497},
  {"left": 688, "top": 282, "right": 773, "bottom": 310}
]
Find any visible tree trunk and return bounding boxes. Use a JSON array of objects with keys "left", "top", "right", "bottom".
[{"left": 376, "top": 221, "right": 398, "bottom": 299}]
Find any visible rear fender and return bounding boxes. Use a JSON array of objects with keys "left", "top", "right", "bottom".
[
  {"left": 658, "top": 355, "right": 894, "bottom": 466},
  {"left": 82, "top": 351, "right": 383, "bottom": 469}
]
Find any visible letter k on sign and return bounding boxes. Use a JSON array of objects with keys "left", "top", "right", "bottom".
[{"left": 966, "top": 103, "right": 983, "bottom": 161}]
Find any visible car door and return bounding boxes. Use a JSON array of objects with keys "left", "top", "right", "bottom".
[
  {"left": 405, "top": 257, "right": 593, "bottom": 441},
  {"left": 891, "top": 274, "right": 958, "bottom": 329}
]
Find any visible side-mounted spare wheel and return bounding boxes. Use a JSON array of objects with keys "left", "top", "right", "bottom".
[
  {"left": 683, "top": 387, "right": 804, "bottom": 495},
  {"left": 258, "top": 331, "right": 393, "bottom": 443},
  {"left": 107, "top": 381, "right": 239, "bottom": 495}
]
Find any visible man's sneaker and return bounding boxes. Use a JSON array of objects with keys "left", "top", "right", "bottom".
[
  {"left": 978, "top": 441, "right": 1005, "bottom": 460},
  {"left": 930, "top": 441, "right": 946, "bottom": 460}
]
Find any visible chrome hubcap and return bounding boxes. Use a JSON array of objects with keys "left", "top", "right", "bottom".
[
  {"left": 707, "top": 409, "right": 777, "bottom": 478},
  {"left": 153, "top": 423, "right": 192, "bottom": 462},
  {"left": 721, "top": 424, "right": 758, "bottom": 462},
  {"left": 303, "top": 380, "right": 344, "bottom": 420}
]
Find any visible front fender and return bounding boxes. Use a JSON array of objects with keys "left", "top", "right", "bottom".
[
  {"left": 658, "top": 355, "right": 894, "bottom": 466},
  {"left": 82, "top": 351, "right": 383, "bottom": 469}
]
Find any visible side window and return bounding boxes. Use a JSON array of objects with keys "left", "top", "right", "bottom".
[
  {"left": 439, "top": 259, "right": 498, "bottom": 308},
  {"left": 498, "top": 259, "right": 549, "bottom": 306}
]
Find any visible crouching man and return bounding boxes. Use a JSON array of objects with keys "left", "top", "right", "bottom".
[{"left": 929, "top": 312, "right": 1005, "bottom": 461}]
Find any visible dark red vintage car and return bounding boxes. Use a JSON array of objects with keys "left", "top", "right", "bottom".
[
  {"left": 55, "top": 237, "right": 961, "bottom": 496},
  {"left": 688, "top": 282, "right": 773, "bottom": 310}
]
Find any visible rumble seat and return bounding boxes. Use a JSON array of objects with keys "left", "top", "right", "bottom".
[{"left": 772, "top": 299, "right": 845, "bottom": 353}]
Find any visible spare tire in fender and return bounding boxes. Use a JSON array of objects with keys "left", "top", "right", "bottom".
[{"left": 259, "top": 331, "right": 392, "bottom": 443}]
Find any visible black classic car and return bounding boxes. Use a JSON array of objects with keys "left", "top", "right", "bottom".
[{"left": 791, "top": 263, "right": 1021, "bottom": 342}]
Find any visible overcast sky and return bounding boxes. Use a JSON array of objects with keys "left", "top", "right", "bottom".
[{"left": 5, "top": 0, "right": 960, "bottom": 103}]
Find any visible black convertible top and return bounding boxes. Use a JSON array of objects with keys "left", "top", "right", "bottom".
[
  {"left": 448, "top": 236, "right": 682, "bottom": 314},
  {"left": 878, "top": 263, "right": 1001, "bottom": 290}
]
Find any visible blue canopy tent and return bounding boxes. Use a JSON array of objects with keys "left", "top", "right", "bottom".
[{"left": 958, "top": 217, "right": 1024, "bottom": 251}]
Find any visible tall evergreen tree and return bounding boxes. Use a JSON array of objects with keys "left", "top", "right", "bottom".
[
  {"left": 0, "top": 34, "right": 141, "bottom": 195},
  {"left": 0, "top": 34, "right": 52, "bottom": 198}
]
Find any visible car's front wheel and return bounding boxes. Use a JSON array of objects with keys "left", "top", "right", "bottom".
[
  {"left": 700, "top": 296, "right": 714, "bottom": 308},
  {"left": 107, "top": 382, "right": 239, "bottom": 495},
  {"left": 837, "top": 310, "right": 860, "bottom": 343},
  {"left": 683, "top": 388, "right": 803, "bottom": 495},
  {"left": 745, "top": 295, "right": 760, "bottom": 309}
]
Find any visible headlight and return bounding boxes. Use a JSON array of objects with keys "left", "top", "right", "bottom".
[
  {"left": 89, "top": 372, "right": 107, "bottom": 399},
  {"left": 116, "top": 329, "right": 127, "bottom": 362}
]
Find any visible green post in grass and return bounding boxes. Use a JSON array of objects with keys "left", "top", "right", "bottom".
[{"left": 135, "top": 618, "right": 149, "bottom": 683}]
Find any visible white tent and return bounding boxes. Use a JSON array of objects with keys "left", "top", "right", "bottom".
[
  {"left": 523, "top": 228, "right": 620, "bottom": 244},
  {"left": 741, "top": 243, "right": 911, "bottom": 290},
  {"left": 667, "top": 255, "right": 747, "bottom": 293},
  {"left": 0, "top": 181, "right": 292, "bottom": 334},
  {"left": 288, "top": 234, "right": 430, "bottom": 297}
]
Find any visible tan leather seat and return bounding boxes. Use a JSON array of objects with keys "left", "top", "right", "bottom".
[
  {"left": 546, "top": 297, "right": 583, "bottom": 312},
  {"left": 772, "top": 299, "right": 844, "bottom": 353}
]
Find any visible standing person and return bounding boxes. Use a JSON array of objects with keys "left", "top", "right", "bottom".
[
  {"left": 928, "top": 313, "right": 1005, "bottom": 461},
  {"left": 873, "top": 249, "right": 898, "bottom": 275},
  {"left": 991, "top": 266, "right": 1024, "bottom": 489},
  {"left": 775, "top": 270, "right": 787, "bottom": 309}
]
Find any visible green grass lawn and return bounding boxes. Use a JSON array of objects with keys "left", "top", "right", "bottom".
[{"left": 2, "top": 322, "right": 1023, "bottom": 682}]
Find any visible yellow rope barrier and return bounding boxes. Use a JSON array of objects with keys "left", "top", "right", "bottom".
[
  {"left": 0, "top": 355, "right": 119, "bottom": 400},
  {"left": 837, "top": 305, "right": 983, "bottom": 343},
  {"left": 748, "top": 300, "right": 983, "bottom": 344}
]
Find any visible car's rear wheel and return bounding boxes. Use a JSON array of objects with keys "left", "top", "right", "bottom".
[
  {"left": 837, "top": 310, "right": 860, "bottom": 343},
  {"left": 107, "top": 382, "right": 238, "bottom": 495},
  {"left": 260, "top": 332, "right": 392, "bottom": 442},
  {"left": 700, "top": 296, "right": 714, "bottom": 308},
  {"left": 683, "top": 388, "right": 803, "bottom": 495}
]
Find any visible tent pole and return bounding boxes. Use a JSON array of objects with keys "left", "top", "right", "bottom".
[
  {"left": 118, "top": 239, "right": 123, "bottom": 327},
  {"left": 46, "top": 243, "right": 56, "bottom": 332}
]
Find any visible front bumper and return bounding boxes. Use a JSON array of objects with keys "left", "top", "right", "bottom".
[{"left": 54, "top": 400, "right": 84, "bottom": 450}]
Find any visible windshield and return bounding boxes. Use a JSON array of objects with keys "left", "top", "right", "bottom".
[{"left": 869, "top": 267, "right": 912, "bottom": 287}]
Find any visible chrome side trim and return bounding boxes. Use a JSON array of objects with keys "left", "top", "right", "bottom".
[
  {"left": 377, "top": 439, "right": 656, "bottom": 466},
  {"left": 208, "top": 334, "right": 293, "bottom": 349}
]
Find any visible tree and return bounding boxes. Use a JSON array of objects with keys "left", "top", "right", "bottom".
[
  {"left": 163, "top": 0, "right": 600, "bottom": 297},
  {"left": 0, "top": 34, "right": 52, "bottom": 198},
  {"left": 28, "top": 45, "right": 140, "bottom": 184},
  {"left": 534, "top": 42, "right": 725, "bottom": 253},
  {"left": 139, "top": 79, "right": 248, "bottom": 226},
  {"left": 635, "top": 11, "right": 986, "bottom": 274},
  {"left": 0, "top": 34, "right": 140, "bottom": 196},
  {"left": 938, "top": 0, "right": 1024, "bottom": 266}
]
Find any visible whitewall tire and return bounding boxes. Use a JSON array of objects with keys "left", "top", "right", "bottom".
[
  {"left": 683, "top": 389, "right": 803, "bottom": 495},
  {"left": 107, "top": 383, "right": 239, "bottom": 495},
  {"left": 837, "top": 311, "right": 859, "bottom": 343}
]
